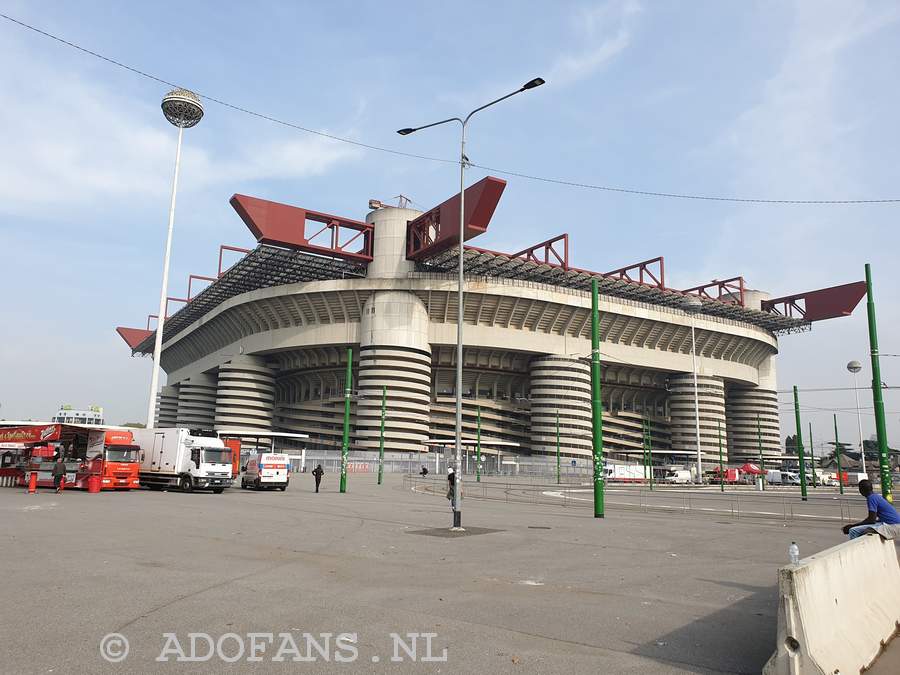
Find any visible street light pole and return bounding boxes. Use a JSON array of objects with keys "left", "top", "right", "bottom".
[
  {"left": 847, "top": 361, "right": 867, "bottom": 475},
  {"left": 682, "top": 296, "right": 704, "bottom": 483},
  {"left": 398, "top": 77, "right": 545, "bottom": 530},
  {"left": 834, "top": 413, "right": 844, "bottom": 495},
  {"left": 146, "top": 89, "right": 203, "bottom": 427},
  {"left": 339, "top": 348, "right": 352, "bottom": 493}
]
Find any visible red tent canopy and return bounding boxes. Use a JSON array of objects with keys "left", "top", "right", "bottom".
[{"left": 740, "top": 462, "right": 766, "bottom": 475}]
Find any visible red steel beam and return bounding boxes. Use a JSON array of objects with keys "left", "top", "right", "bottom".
[
  {"left": 187, "top": 274, "right": 216, "bottom": 300},
  {"left": 406, "top": 176, "right": 507, "bottom": 260},
  {"left": 761, "top": 281, "right": 866, "bottom": 322},
  {"left": 682, "top": 277, "right": 745, "bottom": 306},
  {"left": 509, "top": 234, "right": 569, "bottom": 270},
  {"left": 230, "top": 194, "right": 373, "bottom": 262},
  {"left": 605, "top": 257, "right": 665, "bottom": 289},
  {"left": 218, "top": 245, "right": 252, "bottom": 277}
]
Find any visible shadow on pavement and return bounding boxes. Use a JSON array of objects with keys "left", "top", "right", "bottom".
[{"left": 632, "top": 582, "right": 777, "bottom": 674}]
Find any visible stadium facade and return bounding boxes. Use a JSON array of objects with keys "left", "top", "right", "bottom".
[{"left": 117, "top": 177, "right": 866, "bottom": 471}]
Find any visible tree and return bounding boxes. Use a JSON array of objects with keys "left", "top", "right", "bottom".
[{"left": 784, "top": 434, "right": 798, "bottom": 455}]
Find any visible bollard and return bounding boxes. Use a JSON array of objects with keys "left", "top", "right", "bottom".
[{"left": 28, "top": 471, "right": 37, "bottom": 494}]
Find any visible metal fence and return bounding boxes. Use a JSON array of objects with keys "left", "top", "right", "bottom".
[{"left": 402, "top": 474, "right": 861, "bottom": 523}]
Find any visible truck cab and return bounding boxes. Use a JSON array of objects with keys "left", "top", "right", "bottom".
[
  {"left": 82, "top": 430, "right": 141, "bottom": 490},
  {"left": 134, "top": 428, "right": 234, "bottom": 493}
]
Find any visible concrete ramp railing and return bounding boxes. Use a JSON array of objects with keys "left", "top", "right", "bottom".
[{"left": 764, "top": 534, "right": 900, "bottom": 674}]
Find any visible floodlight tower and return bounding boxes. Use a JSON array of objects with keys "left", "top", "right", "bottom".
[{"left": 145, "top": 88, "right": 204, "bottom": 427}]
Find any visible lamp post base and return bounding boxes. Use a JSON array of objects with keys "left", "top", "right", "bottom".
[{"left": 450, "top": 510, "right": 463, "bottom": 531}]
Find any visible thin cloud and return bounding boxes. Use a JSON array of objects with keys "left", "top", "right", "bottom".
[
  {"left": 0, "top": 36, "right": 362, "bottom": 219},
  {"left": 548, "top": 0, "right": 641, "bottom": 86}
]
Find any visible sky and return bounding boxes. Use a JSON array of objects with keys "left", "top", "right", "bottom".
[{"left": 1, "top": 0, "right": 899, "bottom": 455}]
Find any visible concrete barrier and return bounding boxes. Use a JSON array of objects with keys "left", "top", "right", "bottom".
[{"left": 764, "top": 534, "right": 900, "bottom": 674}]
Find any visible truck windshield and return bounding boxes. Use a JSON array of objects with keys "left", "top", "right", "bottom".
[
  {"left": 105, "top": 447, "right": 140, "bottom": 463},
  {"left": 202, "top": 448, "right": 233, "bottom": 465}
]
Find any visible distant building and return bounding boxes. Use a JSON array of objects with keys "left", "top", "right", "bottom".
[{"left": 52, "top": 405, "right": 104, "bottom": 426}]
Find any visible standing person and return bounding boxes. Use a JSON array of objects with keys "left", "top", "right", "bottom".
[
  {"left": 842, "top": 479, "right": 900, "bottom": 539},
  {"left": 447, "top": 467, "right": 456, "bottom": 511},
  {"left": 51, "top": 457, "right": 66, "bottom": 493},
  {"left": 312, "top": 464, "right": 324, "bottom": 493}
]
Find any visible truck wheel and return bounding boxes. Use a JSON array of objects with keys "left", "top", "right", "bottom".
[
  {"left": 240, "top": 479, "right": 247, "bottom": 489},
  {"left": 180, "top": 476, "right": 193, "bottom": 493},
  {"left": 254, "top": 478, "right": 261, "bottom": 490},
  {"left": 212, "top": 488, "right": 224, "bottom": 494},
  {"left": 279, "top": 485, "right": 287, "bottom": 491}
]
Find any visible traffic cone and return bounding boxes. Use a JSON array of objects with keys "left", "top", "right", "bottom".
[{"left": 27, "top": 472, "right": 37, "bottom": 494}]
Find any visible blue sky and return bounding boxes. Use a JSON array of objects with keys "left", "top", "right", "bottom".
[{"left": 1, "top": 0, "right": 899, "bottom": 453}]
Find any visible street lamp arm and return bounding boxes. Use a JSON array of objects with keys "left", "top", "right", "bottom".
[
  {"left": 464, "top": 88, "right": 526, "bottom": 124},
  {"left": 397, "top": 117, "right": 463, "bottom": 135}
]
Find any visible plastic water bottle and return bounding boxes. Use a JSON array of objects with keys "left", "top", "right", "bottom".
[{"left": 788, "top": 542, "right": 800, "bottom": 565}]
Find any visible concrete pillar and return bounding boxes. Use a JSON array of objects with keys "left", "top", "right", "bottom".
[
  {"left": 214, "top": 355, "right": 276, "bottom": 431},
  {"left": 355, "top": 291, "right": 432, "bottom": 453},
  {"left": 668, "top": 374, "right": 728, "bottom": 465},
  {"left": 726, "top": 354, "right": 780, "bottom": 466},
  {"left": 175, "top": 372, "right": 217, "bottom": 429},
  {"left": 529, "top": 356, "right": 593, "bottom": 458},
  {"left": 155, "top": 385, "right": 179, "bottom": 427},
  {"left": 364, "top": 206, "right": 422, "bottom": 280}
]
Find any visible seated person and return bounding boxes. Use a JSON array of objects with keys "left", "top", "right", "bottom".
[{"left": 841, "top": 479, "right": 900, "bottom": 539}]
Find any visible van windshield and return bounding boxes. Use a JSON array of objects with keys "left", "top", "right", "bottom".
[{"left": 202, "top": 448, "right": 233, "bottom": 465}]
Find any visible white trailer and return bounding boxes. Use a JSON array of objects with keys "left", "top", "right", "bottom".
[
  {"left": 605, "top": 464, "right": 646, "bottom": 483},
  {"left": 133, "top": 428, "right": 233, "bottom": 493}
]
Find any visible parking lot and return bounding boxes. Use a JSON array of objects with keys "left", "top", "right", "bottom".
[{"left": 0, "top": 474, "right": 873, "bottom": 673}]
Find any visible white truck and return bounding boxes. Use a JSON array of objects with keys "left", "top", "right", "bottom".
[{"left": 133, "top": 428, "right": 234, "bottom": 493}]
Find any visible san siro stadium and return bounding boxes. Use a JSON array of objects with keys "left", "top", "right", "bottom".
[{"left": 117, "top": 177, "right": 866, "bottom": 474}]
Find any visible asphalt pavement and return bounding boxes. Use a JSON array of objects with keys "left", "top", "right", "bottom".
[{"left": 0, "top": 474, "right": 870, "bottom": 673}]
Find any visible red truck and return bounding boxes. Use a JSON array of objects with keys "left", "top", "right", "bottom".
[
  {"left": 81, "top": 429, "right": 141, "bottom": 490},
  {"left": 0, "top": 424, "right": 140, "bottom": 490}
]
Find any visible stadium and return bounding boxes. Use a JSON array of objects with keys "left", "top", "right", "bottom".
[{"left": 117, "top": 177, "right": 866, "bottom": 473}]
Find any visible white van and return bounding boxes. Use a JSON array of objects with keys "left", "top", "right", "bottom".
[
  {"left": 241, "top": 453, "right": 290, "bottom": 491},
  {"left": 664, "top": 470, "right": 692, "bottom": 484},
  {"left": 766, "top": 469, "right": 783, "bottom": 485}
]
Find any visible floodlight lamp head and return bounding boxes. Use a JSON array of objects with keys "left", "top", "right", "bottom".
[
  {"left": 397, "top": 128, "right": 415, "bottom": 135},
  {"left": 522, "top": 77, "right": 545, "bottom": 90},
  {"left": 161, "top": 88, "right": 204, "bottom": 128},
  {"left": 682, "top": 295, "right": 703, "bottom": 312}
]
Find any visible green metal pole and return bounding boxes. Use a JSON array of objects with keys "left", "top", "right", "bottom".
[
  {"left": 757, "top": 413, "right": 765, "bottom": 491},
  {"left": 476, "top": 406, "right": 482, "bottom": 483},
  {"left": 377, "top": 385, "right": 386, "bottom": 486},
  {"left": 339, "top": 347, "right": 352, "bottom": 493},
  {"left": 555, "top": 409, "right": 560, "bottom": 485},
  {"left": 793, "top": 385, "right": 808, "bottom": 501},
  {"left": 865, "top": 263, "right": 894, "bottom": 502},
  {"left": 647, "top": 419, "right": 654, "bottom": 491},
  {"left": 717, "top": 419, "right": 724, "bottom": 492},
  {"left": 642, "top": 420, "right": 649, "bottom": 486},
  {"left": 833, "top": 413, "right": 844, "bottom": 495},
  {"left": 808, "top": 422, "right": 817, "bottom": 488},
  {"left": 590, "top": 278, "right": 605, "bottom": 518}
]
